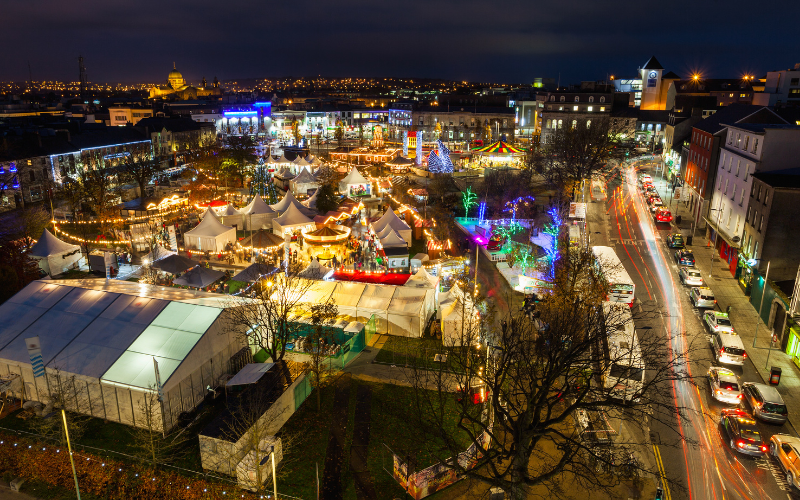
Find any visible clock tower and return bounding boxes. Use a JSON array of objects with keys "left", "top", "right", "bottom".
[{"left": 639, "top": 56, "right": 664, "bottom": 110}]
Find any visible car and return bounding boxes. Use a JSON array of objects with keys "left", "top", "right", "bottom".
[
  {"left": 649, "top": 199, "right": 664, "bottom": 212},
  {"left": 712, "top": 331, "right": 747, "bottom": 366},
  {"left": 720, "top": 408, "right": 767, "bottom": 456},
  {"left": 675, "top": 249, "right": 695, "bottom": 266},
  {"left": 487, "top": 235, "right": 506, "bottom": 252},
  {"left": 667, "top": 233, "right": 685, "bottom": 248},
  {"left": 639, "top": 174, "right": 652, "bottom": 183},
  {"left": 690, "top": 287, "right": 716, "bottom": 308},
  {"left": 742, "top": 382, "right": 789, "bottom": 424},
  {"left": 679, "top": 267, "right": 703, "bottom": 286},
  {"left": 707, "top": 367, "right": 743, "bottom": 404},
  {"left": 654, "top": 208, "right": 673, "bottom": 223},
  {"left": 456, "top": 382, "right": 490, "bottom": 405},
  {"left": 769, "top": 434, "right": 800, "bottom": 489},
  {"left": 704, "top": 311, "right": 734, "bottom": 333}
]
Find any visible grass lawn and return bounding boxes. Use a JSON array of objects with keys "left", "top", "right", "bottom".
[
  {"left": 374, "top": 335, "right": 481, "bottom": 374},
  {"left": 226, "top": 279, "right": 247, "bottom": 294},
  {"left": 59, "top": 269, "right": 93, "bottom": 280},
  {"left": 277, "top": 378, "right": 477, "bottom": 500}
]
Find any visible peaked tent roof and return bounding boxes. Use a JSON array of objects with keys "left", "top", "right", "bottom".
[
  {"left": 303, "top": 188, "right": 319, "bottom": 209},
  {"left": 404, "top": 267, "right": 438, "bottom": 289},
  {"left": 173, "top": 266, "right": 225, "bottom": 288},
  {"left": 201, "top": 206, "right": 221, "bottom": 221},
  {"left": 151, "top": 254, "right": 198, "bottom": 275},
  {"left": 186, "top": 210, "right": 235, "bottom": 237},
  {"left": 231, "top": 263, "right": 279, "bottom": 282},
  {"left": 340, "top": 166, "right": 368, "bottom": 185},
  {"left": 298, "top": 259, "right": 332, "bottom": 280},
  {"left": 371, "top": 209, "right": 411, "bottom": 234},
  {"left": 642, "top": 56, "right": 664, "bottom": 70},
  {"left": 28, "top": 229, "right": 80, "bottom": 258},
  {"left": 220, "top": 203, "right": 241, "bottom": 216},
  {"left": 379, "top": 229, "right": 407, "bottom": 248},
  {"left": 274, "top": 203, "right": 314, "bottom": 226},
  {"left": 292, "top": 167, "right": 317, "bottom": 184},
  {"left": 270, "top": 190, "right": 306, "bottom": 213},
  {"left": 240, "top": 229, "right": 284, "bottom": 249},
  {"left": 307, "top": 225, "right": 346, "bottom": 238},
  {"left": 275, "top": 154, "right": 293, "bottom": 164},
  {"left": 241, "top": 194, "right": 275, "bottom": 215},
  {"left": 275, "top": 167, "right": 295, "bottom": 179},
  {"left": 471, "top": 140, "right": 525, "bottom": 154},
  {"left": 293, "top": 156, "right": 311, "bottom": 167},
  {"left": 387, "top": 156, "right": 415, "bottom": 166}
]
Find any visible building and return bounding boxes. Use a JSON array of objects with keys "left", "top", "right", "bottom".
[
  {"left": 135, "top": 116, "right": 216, "bottom": 159},
  {"left": 681, "top": 105, "right": 782, "bottom": 244},
  {"left": 513, "top": 97, "right": 545, "bottom": 146},
  {"left": 742, "top": 170, "right": 800, "bottom": 284},
  {"left": 0, "top": 131, "right": 74, "bottom": 210},
  {"left": 412, "top": 107, "right": 515, "bottom": 145},
  {"left": 108, "top": 106, "right": 154, "bottom": 126},
  {"left": 710, "top": 122, "right": 800, "bottom": 276},
  {"left": 149, "top": 64, "right": 223, "bottom": 100},
  {"left": 753, "top": 64, "right": 800, "bottom": 108},
  {"left": 52, "top": 127, "right": 152, "bottom": 182},
  {"left": 0, "top": 279, "right": 248, "bottom": 432},
  {"left": 540, "top": 83, "right": 616, "bottom": 143},
  {"left": 665, "top": 79, "right": 755, "bottom": 111},
  {"left": 638, "top": 56, "right": 681, "bottom": 110}
]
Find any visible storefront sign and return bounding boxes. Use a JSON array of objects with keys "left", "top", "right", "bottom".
[{"left": 568, "top": 203, "right": 586, "bottom": 219}]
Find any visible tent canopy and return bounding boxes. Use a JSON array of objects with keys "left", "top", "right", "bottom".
[
  {"left": 386, "top": 156, "right": 415, "bottom": 166},
  {"left": 292, "top": 167, "right": 316, "bottom": 185},
  {"left": 152, "top": 254, "right": 198, "bottom": 275},
  {"left": 298, "top": 259, "right": 332, "bottom": 280},
  {"left": 173, "top": 267, "right": 225, "bottom": 288},
  {"left": 240, "top": 194, "right": 275, "bottom": 215},
  {"left": 471, "top": 140, "right": 525, "bottom": 155},
  {"left": 379, "top": 229, "right": 407, "bottom": 248},
  {"left": 371, "top": 209, "right": 411, "bottom": 236},
  {"left": 404, "top": 267, "right": 439, "bottom": 289},
  {"left": 240, "top": 229, "right": 284, "bottom": 249},
  {"left": 274, "top": 203, "right": 313, "bottom": 227},
  {"left": 270, "top": 191, "right": 306, "bottom": 213},
  {"left": 187, "top": 211, "right": 234, "bottom": 238},
  {"left": 29, "top": 229, "right": 80, "bottom": 258},
  {"left": 303, "top": 188, "right": 319, "bottom": 209},
  {"left": 232, "top": 263, "right": 278, "bottom": 282},
  {"left": 226, "top": 363, "right": 275, "bottom": 387},
  {"left": 220, "top": 203, "right": 240, "bottom": 216}
]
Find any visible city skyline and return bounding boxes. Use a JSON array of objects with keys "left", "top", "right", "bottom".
[{"left": 3, "top": 0, "right": 797, "bottom": 85}]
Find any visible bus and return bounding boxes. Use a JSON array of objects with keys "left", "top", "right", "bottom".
[
  {"left": 600, "top": 302, "right": 645, "bottom": 402},
  {"left": 592, "top": 246, "right": 635, "bottom": 305}
]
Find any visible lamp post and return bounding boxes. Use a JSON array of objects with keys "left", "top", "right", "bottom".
[
  {"left": 708, "top": 201, "right": 723, "bottom": 278},
  {"left": 752, "top": 259, "right": 770, "bottom": 348}
]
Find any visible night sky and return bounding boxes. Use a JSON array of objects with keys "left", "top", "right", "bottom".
[{"left": 4, "top": 0, "right": 799, "bottom": 85}]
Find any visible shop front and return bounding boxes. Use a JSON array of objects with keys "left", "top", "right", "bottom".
[
  {"left": 785, "top": 324, "right": 800, "bottom": 370},
  {"left": 717, "top": 240, "right": 740, "bottom": 278}
]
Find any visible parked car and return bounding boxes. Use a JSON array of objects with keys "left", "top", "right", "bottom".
[
  {"left": 675, "top": 249, "right": 695, "bottom": 266},
  {"left": 720, "top": 408, "right": 767, "bottom": 456},
  {"left": 679, "top": 267, "right": 703, "bottom": 286},
  {"left": 769, "top": 434, "right": 800, "bottom": 488},
  {"left": 707, "top": 366, "right": 743, "bottom": 404},
  {"left": 654, "top": 208, "right": 673, "bottom": 223},
  {"left": 649, "top": 199, "right": 664, "bottom": 212},
  {"left": 690, "top": 287, "right": 716, "bottom": 308},
  {"left": 487, "top": 235, "right": 506, "bottom": 252},
  {"left": 667, "top": 233, "right": 685, "bottom": 248},
  {"left": 742, "top": 382, "right": 788, "bottom": 424},
  {"left": 711, "top": 331, "right": 747, "bottom": 366},
  {"left": 704, "top": 311, "right": 735, "bottom": 334}
]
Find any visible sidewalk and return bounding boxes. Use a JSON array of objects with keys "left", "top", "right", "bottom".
[{"left": 649, "top": 170, "right": 800, "bottom": 434}]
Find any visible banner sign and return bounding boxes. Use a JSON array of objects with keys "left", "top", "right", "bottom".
[
  {"left": 569, "top": 202, "right": 586, "bottom": 219},
  {"left": 167, "top": 225, "right": 178, "bottom": 252},
  {"left": 25, "top": 336, "right": 45, "bottom": 378}
]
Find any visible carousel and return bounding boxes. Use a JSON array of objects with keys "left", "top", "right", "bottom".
[
  {"left": 302, "top": 225, "right": 352, "bottom": 262},
  {"left": 470, "top": 140, "right": 526, "bottom": 169}
]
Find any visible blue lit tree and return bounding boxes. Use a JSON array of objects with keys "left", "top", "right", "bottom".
[{"left": 543, "top": 206, "right": 563, "bottom": 278}]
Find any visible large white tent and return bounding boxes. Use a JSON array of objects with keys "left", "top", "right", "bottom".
[
  {"left": 217, "top": 203, "right": 244, "bottom": 230},
  {"left": 338, "top": 167, "right": 370, "bottom": 198},
  {"left": 379, "top": 229, "right": 408, "bottom": 249},
  {"left": 272, "top": 203, "right": 315, "bottom": 235},
  {"left": 302, "top": 188, "right": 319, "bottom": 210},
  {"left": 439, "top": 284, "right": 479, "bottom": 347},
  {"left": 240, "top": 194, "right": 277, "bottom": 230},
  {"left": 0, "top": 280, "right": 246, "bottom": 432},
  {"left": 270, "top": 190, "right": 314, "bottom": 217},
  {"left": 184, "top": 209, "right": 237, "bottom": 252},
  {"left": 28, "top": 229, "right": 82, "bottom": 276},
  {"left": 290, "top": 167, "right": 320, "bottom": 197},
  {"left": 298, "top": 259, "right": 332, "bottom": 280},
  {"left": 371, "top": 209, "right": 412, "bottom": 243}
]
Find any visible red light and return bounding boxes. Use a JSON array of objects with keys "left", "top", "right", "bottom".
[
  {"left": 738, "top": 394, "right": 743, "bottom": 399},
  {"left": 720, "top": 348, "right": 725, "bottom": 354},
  {"left": 761, "top": 445, "right": 767, "bottom": 452},
  {"left": 743, "top": 352, "right": 747, "bottom": 358},
  {"left": 737, "top": 441, "right": 744, "bottom": 448}
]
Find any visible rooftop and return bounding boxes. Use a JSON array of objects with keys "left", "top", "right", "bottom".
[{"left": 752, "top": 169, "right": 800, "bottom": 189}]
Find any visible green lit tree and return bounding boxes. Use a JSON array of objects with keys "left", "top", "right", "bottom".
[{"left": 461, "top": 187, "right": 478, "bottom": 218}]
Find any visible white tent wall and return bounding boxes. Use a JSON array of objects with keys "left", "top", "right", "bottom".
[
  {"left": 40, "top": 252, "right": 83, "bottom": 276},
  {"left": 219, "top": 213, "right": 244, "bottom": 230},
  {"left": 243, "top": 213, "right": 276, "bottom": 231}
]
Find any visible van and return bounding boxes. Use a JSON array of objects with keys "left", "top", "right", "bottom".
[
  {"left": 742, "top": 382, "right": 788, "bottom": 424},
  {"left": 712, "top": 332, "right": 746, "bottom": 366}
]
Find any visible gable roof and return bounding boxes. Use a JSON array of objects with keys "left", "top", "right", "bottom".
[
  {"left": 186, "top": 210, "right": 234, "bottom": 237},
  {"left": 642, "top": 56, "right": 664, "bottom": 70},
  {"left": 292, "top": 167, "right": 317, "bottom": 184},
  {"left": 693, "top": 105, "right": 782, "bottom": 135},
  {"left": 273, "top": 203, "right": 313, "bottom": 226},
  {"left": 340, "top": 166, "right": 368, "bottom": 185},
  {"left": 28, "top": 229, "right": 80, "bottom": 258},
  {"left": 372, "top": 209, "right": 411, "bottom": 234},
  {"left": 241, "top": 194, "right": 275, "bottom": 215},
  {"left": 270, "top": 190, "right": 306, "bottom": 213},
  {"left": 752, "top": 169, "right": 800, "bottom": 189}
]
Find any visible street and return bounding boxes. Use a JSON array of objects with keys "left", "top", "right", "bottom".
[{"left": 588, "top": 160, "right": 799, "bottom": 500}]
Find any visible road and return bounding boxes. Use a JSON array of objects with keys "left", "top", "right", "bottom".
[{"left": 589, "top": 160, "right": 798, "bottom": 500}]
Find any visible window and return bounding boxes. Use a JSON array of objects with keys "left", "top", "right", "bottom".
[
  {"left": 546, "top": 119, "right": 551, "bottom": 129},
  {"left": 724, "top": 179, "right": 729, "bottom": 195},
  {"left": 29, "top": 171, "right": 35, "bottom": 182},
  {"left": 752, "top": 138, "right": 758, "bottom": 154},
  {"left": 587, "top": 106, "right": 593, "bottom": 112},
  {"left": 747, "top": 206, "right": 752, "bottom": 222},
  {"left": 735, "top": 162, "right": 740, "bottom": 177},
  {"left": 740, "top": 94, "right": 747, "bottom": 98},
  {"left": 753, "top": 209, "right": 758, "bottom": 226},
  {"left": 730, "top": 93, "right": 734, "bottom": 98},
  {"left": 739, "top": 189, "right": 744, "bottom": 206},
  {"left": 726, "top": 208, "right": 732, "bottom": 227},
  {"left": 574, "top": 96, "right": 579, "bottom": 102},
  {"left": 600, "top": 96, "right": 606, "bottom": 103},
  {"left": 735, "top": 215, "right": 740, "bottom": 234},
  {"left": 600, "top": 106, "right": 605, "bottom": 111},
  {"left": 753, "top": 241, "right": 759, "bottom": 260},
  {"left": 757, "top": 185, "right": 762, "bottom": 201},
  {"left": 558, "top": 119, "right": 563, "bottom": 129},
  {"left": 744, "top": 136, "right": 749, "bottom": 151},
  {"left": 573, "top": 105, "right": 579, "bottom": 111},
  {"left": 586, "top": 120, "right": 591, "bottom": 128},
  {"left": 559, "top": 106, "right": 564, "bottom": 111},
  {"left": 736, "top": 133, "right": 741, "bottom": 147},
  {"left": 764, "top": 190, "right": 769, "bottom": 205},
  {"left": 550, "top": 96, "right": 555, "bottom": 101},
  {"left": 791, "top": 78, "right": 799, "bottom": 86},
  {"left": 745, "top": 164, "right": 750, "bottom": 180},
  {"left": 759, "top": 215, "right": 764, "bottom": 232},
  {"left": 571, "top": 120, "right": 577, "bottom": 129},
  {"left": 589, "top": 96, "right": 594, "bottom": 103},
  {"left": 560, "top": 96, "right": 565, "bottom": 102}
]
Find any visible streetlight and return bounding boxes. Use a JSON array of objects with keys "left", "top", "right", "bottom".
[{"left": 707, "top": 202, "right": 724, "bottom": 277}]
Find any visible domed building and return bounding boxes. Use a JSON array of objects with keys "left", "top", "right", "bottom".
[{"left": 149, "top": 63, "right": 223, "bottom": 100}]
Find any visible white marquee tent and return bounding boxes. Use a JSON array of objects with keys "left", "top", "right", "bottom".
[
  {"left": 371, "top": 209, "right": 412, "bottom": 243},
  {"left": 0, "top": 280, "right": 246, "bottom": 432},
  {"left": 272, "top": 203, "right": 315, "bottom": 235},
  {"left": 439, "top": 284, "right": 479, "bottom": 347},
  {"left": 298, "top": 259, "right": 332, "bottom": 280},
  {"left": 290, "top": 167, "right": 320, "bottom": 197},
  {"left": 217, "top": 203, "right": 244, "bottom": 230},
  {"left": 28, "top": 229, "right": 82, "bottom": 276},
  {"left": 339, "top": 167, "right": 370, "bottom": 198},
  {"left": 240, "top": 194, "right": 277, "bottom": 230},
  {"left": 379, "top": 229, "right": 408, "bottom": 249},
  {"left": 185, "top": 209, "right": 237, "bottom": 252},
  {"left": 302, "top": 188, "right": 319, "bottom": 210}
]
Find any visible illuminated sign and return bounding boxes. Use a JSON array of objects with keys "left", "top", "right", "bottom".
[{"left": 223, "top": 111, "right": 257, "bottom": 117}]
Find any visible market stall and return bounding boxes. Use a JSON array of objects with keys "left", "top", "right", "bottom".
[
  {"left": 184, "top": 208, "right": 237, "bottom": 252},
  {"left": 371, "top": 209, "right": 412, "bottom": 243},
  {"left": 290, "top": 167, "right": 320, "bottom": 197},
  {"left": 28, "top": 228, "right": 82, "bottom": 276},
  {"left": 272, "top": 203, "right": 316, "bottom": 236},
  {"left": 217, "top": 203, "right": 244, "bottom": 230},
  {"left": 338, "top": 167, "right": 371, "bottom": 198},
  {"left": 240, "top": 194, "right": 277, "bottom": 230}
]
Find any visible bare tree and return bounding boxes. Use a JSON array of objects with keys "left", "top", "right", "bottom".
[
  {"left": 225, "top": 262, "right": 321, "bottom": 364},
  {"left": 306, "top": 300, "right": 339, "bottom": 411},
  {"left": 404, "top": 247, "right": 695, "bottom": 499},
  {"left": 27, "top": 369, "right": 92, "bottom": 447},
  {"left": 119, "top": 153, "right": 169, "bottom": 201},
  {"left": 128, "top": 384, "right": 191, "bottom": 467}
]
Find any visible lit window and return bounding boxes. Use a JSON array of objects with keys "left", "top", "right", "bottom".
[
  {"left": 573, "top": 105, "right": 578, "bottom": 111},
  {"left": 600, "top": 106, "right": 605, "bottom": 112},
  {"left": 586, "top": 120, "right": 591, "bottom": 128},
  {"left": 560, "top": 96, "right": 565, "bottom": 102},
  {"left": 587, "top": 106, "right": 593, "bottom": 112},
  {"left": 571, "top": 120, "right": 577, "bottom": 129}
]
